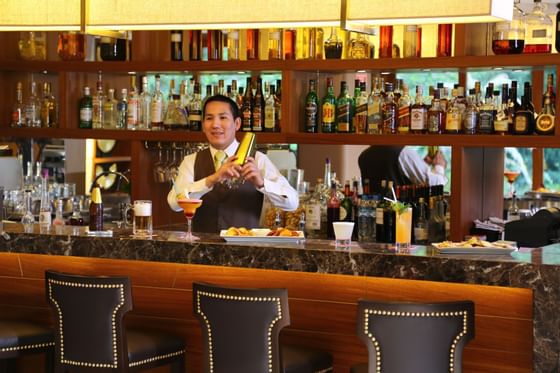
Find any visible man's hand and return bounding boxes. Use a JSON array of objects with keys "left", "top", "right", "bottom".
[
  {"left": 425, "top": 151, "right": 447, "bottom": 169},
  {"left": 241, "top": 156, "right": 264, "bottom": 188},
  {"left": 205, "top": 155, "right": 242, "bottom": 187}
]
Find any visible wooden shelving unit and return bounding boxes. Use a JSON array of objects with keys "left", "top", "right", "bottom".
[{"left": 1, "top": 30, "right": 559, "bottom": 239}]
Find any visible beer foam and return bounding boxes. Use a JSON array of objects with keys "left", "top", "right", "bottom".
[{"left": 134, "top": 202, "right": 151, "bottom": 216}]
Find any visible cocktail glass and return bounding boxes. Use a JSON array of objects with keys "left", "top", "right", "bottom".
[
  {"left": 395, "top": 207, "right": 413, "bottom": 252},
  {"left": 177, "top": 198, "right": 202, "bottom": 241},
  {"left": 504, "top": 170, "right": 520, "bottom": 198}
]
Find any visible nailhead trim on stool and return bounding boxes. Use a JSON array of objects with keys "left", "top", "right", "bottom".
[
  {"left": 0, "top": 341, "right": 55, "bottom": 353},
  {"left": 363, "top": 309, "right": 469, "bottom": 373},
  {"left": 47, "top": 279, "right": 125, "bottom": 368},
  {"left": 129, "top": 350, "right": 185, "bottom": 367},
  {"left": 196, "top": 291, "right": 282, "bottom": 373}
]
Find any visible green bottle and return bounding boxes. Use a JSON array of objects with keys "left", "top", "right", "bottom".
[
  {"left": 305, "top": 79, "right": 318, "bottom": 133},
  {"left": 336, "top": 80, "right": 352, "bottom": 133},
  {"left": 321, "top": 77, "right": 336, "bottom": 133},
  {"left": 79, "top": 86, "right": 93, "bottom": 129}
]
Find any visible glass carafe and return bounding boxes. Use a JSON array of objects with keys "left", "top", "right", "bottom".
[
  {"left": 524, "top": 0, "right": 552, "bottom": 53},
  {"left": 18, "top": 32, "right": 47, "bottom": 60},
  {"left": 20, "top": 190, "right": 35, "bottom": 226},
  {"left": 492, "top": 0, "right": 526, "bottom": 54},
  {"left": 57, "top": 32, "right": 85, "bottom": 61},
  {"left": 324, "top": 27, "right": 343, "bottom": 59}
]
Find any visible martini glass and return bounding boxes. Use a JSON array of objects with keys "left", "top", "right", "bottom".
[
  {"left": 504, "top": 170, "right": 520, "bottom": 198},
  {"left": 177, "top": 198, "right": 202, "bottom": 241}
]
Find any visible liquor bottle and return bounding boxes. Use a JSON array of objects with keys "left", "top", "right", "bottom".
[
  {"left": 276, "top": 79, "right": 282, "bottom": 101},
  {"left": 170, "top": 30, "right": 183, "bottom": 61},
  {"left": 38, "top": 170, "right": 51, "bottom": 226},
  {"left": 40, "top": 82, "right": 57, "bottom": 128},
  {"left": 379, "top": 26, "right": 393, "bottom": 58},
  {"left": 302, "top": 28, "right": 324, "bottom": 59},
  {"left": 188, "top": 83, "right": 202, "bottom": 131},
  {"left": 241, "top": 77, "right": 253, "bottom": 131},
  {"left": 89, "top": 185, "right": 104, "bottom": 232},
  {"left": 543, "top": 73, "right": 556, "bottom": 106},
  {"left": 494, "top": 84, "right": 510, "bottom": 135},
  {"left": 226, "top": 30, "right": 239, "bottom": 61},
  {"left": 326, "top": 181, "right": 340, "bottom": 239},
  {"left": 92, "top": 72, "right": 105, "bottom": 129},
  {"left": 340, "top": 180, "right": 353, "bottom": 222},
  {"left": 403, "top": 25, "right": 422, "bottom": 58},
  {"left": 23, "top": 161, "right": 33, "bottom": 191},
  {"left": 11, "top": 82, "right": 25, "bottom": 128},
  {"left": 375, "top": 180, "right": 387, "bottom": 242},
  {"left": 102, "top": 88, "right": 117, "bottom": 129},
  {"left": 492, "top": 0, "right": 525, "bottom": 54},
  {"left": 18, "top": 31, "right": 47, "bottom": 61},
  {"left": 410, "top": 86, "right": 427, "bottom": 134},
  {"left": 68, "top": 198, "right": 84, "bottom": 226},
  {"left": 305, "top": 178, "right": 326, "bottom": 238},
  {"left": 127, "top": 75, "right": 139, "bottom": 130},
  {"left": 116, "top": 88, "right": 127, "bottom": 130},
  {"left": 189, "top": 30, "right": 201, "bottom": 61},
  {"left": 139, "top": 76, "right": 152, "bottom": 130},
  {"left": 264, "top": 85, "right": 279, "bottom": 132},
  {"left": 283, "top": 29, "right": 296, "bottom": 60},
  {"left": 321, "top": 77, "right": 336, "bottom": 133},
  {"left": 305, "top": 79, "right": 319, "bottom": 132},
  {"left": 24, "top": 81, "right": 41, "bottom": 128},
  {"left": 509, "top": 81, "right": 521, "bottom": 133},
  {"left": 99, "top": 36, "right": 127, "bottom": 61},
  {"left": 462, "top": 89, "right": 478, "bottom": 135},
  {"left": 427, "top": 90, "right": 445, "bottom": 134},
  {"left": 366, "top": 77, "right": 382, "bottom": 134},
  {"left": 336, "top": 81, "right": 352, "bottom": 133},
  {"left": 200, "top": 30, "right": 209, "bottom": 61},
  {"left": 397, "top": 84, "right": 411, "bottom": 134},
  {"left": 437, "top": 24, "right": 453, "bottom": 57},
  {"left": 536, "top": 81, "right": 555, "bottom": 135},
  {"left": 79, "top": 86, "right": 93, "bottom": 129},
  {"left": 382, "top": 82, "right": 397, "bottom": 134},
  {"left": 268, "top": 29, "right": 282, "bottom": 60},
  {"left": 445, "top": 88, "right": 461, "bottom": 134},
  {"left": 208, "top": 30, "right": 223, "bottom": 61},
  {"left": 507, "top": 193, "right": 520, "bottom": 221},
  {"left": 348, "top": 32, "right": 371, "bottom": 59},
  {"left": 52, "top": 199, "right": 65, "bottom": 226},
  {"left": 247, "top": 29, "right": 259, "bottom": 60},
  {"left": 324, "top": 27, "right": 343, "bottom": 59},
  {"left": 354, "top": 82, "right": 368, "bottom": 134},
  {"left": 513, "top": 82, "right": 536, "bottom": 135},
  {"left": 150, "top": 75, "right": 164, "bottom": 130},
  {"left": 478, "top": 86, "right": 495, "bottom": 134},
  {"left": 57, "top": 32, "right": 84, "bottom": 61},
  {"left": 524, "top": 0, "right": 552, "bottom": 53},
  {"left": 252, "top": 78, "right": 265, "bottom": 132},
  {"left": 382, "top": 181, "right": 395, "bottom": 243},
  {"left": 414, "top": 197, "right": 429, "bottom": 244}
]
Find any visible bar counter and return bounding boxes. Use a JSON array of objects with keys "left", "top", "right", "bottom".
[{"left": 0, "top": 223, "right": 556, "bottom": 372}]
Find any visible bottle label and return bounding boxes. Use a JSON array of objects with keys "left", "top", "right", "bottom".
[
  {"left": 127, "top": 98, "right": 139, "bottom": 126},
  {"left": 305, "top": 203, "right": 321, "bottom": 230},
  {"left": 428, "top": 113, "right": 441, "bottom": 133},
  {"left": 264, "top": 106, "right": 275, "bottom": 129},
  {"left": 151, "top": 101, "right": 163, "bottom": 122},
  {"left": 80, "top": 107, "right": 92, "bottom": 122},
  {"left": 354, "top": 103, "right": 367, "bottom": 133},
  {"left": 375, "top": 208, "right": 384, "bottom": 225},
  {"left": 414, "top": 227, "right": 428, "bottom": 241},
  {"left": 463, "top": 112, "right": 477, "bottom": 132},
  {"left": 242, "top": 108, "right": 252, "bottom": 131},
  {"left": 445, "top": 111, "right": 461, "bottom": 131},
  {"left": 494, "top": 119, "right": 509, "bottom": 132},
  {"left": 305, "top": 102, "right": 318, "bottom": 130},
  {"left": 532, "top": 29, "right": 547, "bottom": 38},
  {"left": 410, "top": 108, "right": 426, "bottom": 130},
  {"left": 252, "top": 110, "right": 263, "bottom": 131},
  {"left": 479, "top": 111, "right": 493, "bottom": 131},
  {"left": 171, "top": 33, "right": 182, "bottom": 42},
  {"left": 39, "top": 211, "right": 51, "bottom": 225},
  {"left": 514, "top": 115, "right": 527, "bottom": 132},
  {"left": 397, "top": 105, "right": 410, "bottom": 133},
  {"left": 322, "top": 102, "right": 335, "bottom": 124},
  {"left": 536, "top": 113, "right": 554, "bottom": 132}
]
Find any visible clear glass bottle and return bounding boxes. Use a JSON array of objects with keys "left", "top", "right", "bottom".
[
  {"left": 227, "top": 30, "right": 240, "bottom": 61},
  {"left": 303, "top": 28, "right": 324, "bottom": 59},
  {"left": 264, "top": 85, "right": 280, "bottom": 132},
  {"left": 52, "top": 199, "right": 66, "bottom": 226},
  {"left": 139, "top": 76, "right": 152, "bottom": 130},
  {"left": 324, "top": 27, "right": 343, "bottom": 59},
  {"left": 150, "top": 74, "right": 164, "bottom": 130},
  {"left": 348, "top": 32, "right": 371, "bottom": 59},
  {"left": 507, "top": 193, "right": 520, "bottom": 221},
  {"left": 57, "top": 32, "right": 85, "bottom": 61},
  {"left": 92, "top": 72, "right": 105, "bottom": 129},
  {"left": 38, "top": 170, "right": 51, "bottom": 226},
  {"left": 524, "top": 0, "right": 552, "bottom": 53},
  {"left": 414, "top": 197, "right": 429, "bottom": 244},
  {"left": 103, "top": 88, "right": 118, "bottom": 129},
  {"left": 40, "top": 82, "right": 58, "bottom": 128},
  {"left": 20, "top": 189, "right": 35, "bottom": 226},
  {"left": 427, "top": 91, "right": 445, "bottom": 134},
  {"left": 18, "top": 32, "right": 47, "bottom": 61},
  {"left": 11, "top": 82, "right": 25, "bottom": 128},
  {"left": 24, "top": 81, "right": 41, "bottom": 128},
  {"left": 445, "top": 88, "right": 461, "bottom": 134},
  {"left": 492, "top": 0, "right": 526, "bottom": 54},
  {"left": 403, "top": 25, "right": 422, "bottom": 58},
  {"left": 305, "top": 178, "right": 326, "bottom": 239},
  {"left": 268, "top": 29, "right": 282, "bottom": 60},
  {"left": 127, "top": 75, "right": 139, "bottom": 130},
  {"left": 116, "top": 88, "right": 128, "bottom": 130}
]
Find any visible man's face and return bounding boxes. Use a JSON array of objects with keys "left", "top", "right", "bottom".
[{"left": 202, "top": 101, "right": 241, "bottom": 150}]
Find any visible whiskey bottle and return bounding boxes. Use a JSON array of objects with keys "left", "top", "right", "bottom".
[
  {"left": 524, "top": 0, "right": 552, "bottom": 53},
  {"left": 427, "top": 91, "right": 445, "bottom": 134},
  {"left": 513, "top": 82, "right": 536, "bottom": 135},
  {"left": 324, "top": 27, "right": 343, "bottom": 59},
  {"left": 24, "top": 81, "right": 41, "bottom": 128},
  {"left": 445, "top": 88, "right": 461, "bottom": 134},
  {"left": 354, "top": 82, "right": 368, "bottom": 134},
  {"left": 536, "top": 82, "right": 555, "bottom": 135},
  {"left": 436, "top": 24, "right": 453, "bottom": 57},
  {"left": 305, "top": 79, "right": 319, "bottom": 133},
  {"left": 336, "top": 81, "right": 352, "bottom": 133},
  {"left": 366, "top": 76, "right": 383, "bottom": 134},
  {"left": 78, "top": 86, "right": 93, "bottom": 129},
  {"left": 264, "top": 85, "right": 279, "bottom": 132},
  {"left": 11, "top": 82, "right": 24, "bottom": 128},
  {"left": 252, "top": 78, "right": 265, "bottom": 132},
  {"left": 268, "top": 29, "right": 282, "bottom": 60},
  {"left": 189, "top": 30, "right": 201, "bottom": 61},
  {"left": 227, "top": 30, "right": 240, "bottom": 61},
  {"left": 410, "top": 86, "right": 427, "bottom": 134},
  {"left": 241, "top": 77, "right": 253, "bottom": 131},
  {"left": 188, "top": 82, "right": 202, "bottom": 131},
  {"left": 397, "top": 84, "right": 411, "bottom": 134},
  {"left": 494, "top": 84, "right": 510, "bottom": 135},
  {"left": 40, "top": 82, "right": 57, "bottom": 128},
  {"left": 321, "top": 77, "right": 336, "bottom": 133},
  {"left": 246, "top": 29, "right": 259, "bottom": 60},
  {"left": 89, "top": 185, "right": 104, "bottom": 232},
  {"left": 348, "top": 32, "right": 371, "bottom": 59},
  {"left": 379, "top": 26, "right": 393, "bottom": 58},
  {"left": 170, "top": 30, "right": 183, "bottom": 61},
  {"left": 413, "top": 197, "right": 429, "bottom": 244},
  {"left": 478, "top": 86, "right": 495, "bottom": 134},
  {"left": 381, "top": 82, "right": 397, "bottom": 134}
]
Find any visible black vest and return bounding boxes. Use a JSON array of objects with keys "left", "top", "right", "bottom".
[
  {"left": 192, "top": 148, "right": 264, "bottom": 233},
  {"left": 358, "top": 146, "right": 411, "bottom": 195}
]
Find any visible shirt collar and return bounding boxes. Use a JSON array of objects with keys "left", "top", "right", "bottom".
[{"left": 209, "top": 140, "right": 239, "bottom": 159}]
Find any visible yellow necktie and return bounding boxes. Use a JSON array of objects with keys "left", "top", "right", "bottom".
[{"left": 214, "top": 150, "right": 226, "bottom": 171}]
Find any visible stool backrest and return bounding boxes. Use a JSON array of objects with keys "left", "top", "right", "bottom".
[
  {"left": 193, "top": 282, "right": 290, "bottom": 373},
  {"left": 356, "top": 300, "right": 475, "bottom": 373},
  {"left": 45, "top": 270, "right": 132, "bottom": 371}
]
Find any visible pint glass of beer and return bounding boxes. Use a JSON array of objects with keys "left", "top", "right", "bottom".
[{"left": 132, "top": 200, "right": 152, "bottom": 236}]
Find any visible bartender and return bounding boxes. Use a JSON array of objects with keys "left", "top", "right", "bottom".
[{"left": 167, "top": 94, "right": 298, "bottom": 233}]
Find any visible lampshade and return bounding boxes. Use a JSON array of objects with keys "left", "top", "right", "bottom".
[{"left": 0, "top": 0, "right": 82, "bottom": 31}]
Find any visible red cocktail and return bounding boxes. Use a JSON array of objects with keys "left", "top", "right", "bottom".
[{"left": 177, "top": 198, "right": 202, "bottom": 241}]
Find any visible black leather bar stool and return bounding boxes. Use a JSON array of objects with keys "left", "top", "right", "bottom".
[
  {"left": 45, "top": 270, "right": 186, "bottom": 373},
  {"left": 351, "top": 300, "right": 475, "bottom": 373},
  {"left": 193, "top": 282, "right": 333, "bottom": 373},
  {"left": 0, "top": 320, "right": 54, "bottom": 373}
]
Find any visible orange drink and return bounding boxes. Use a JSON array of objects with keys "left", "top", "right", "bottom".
[
  {"left": 177, "top": 198, "right": 203, "bottom": 241},
  {"left": 395, "top": 207, "right": 413, "bottom": 251}
]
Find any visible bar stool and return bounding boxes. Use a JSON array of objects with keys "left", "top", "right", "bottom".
[
  {"left": 45, "top": 270, "right": 185, "bottom": 372},
  {"left": 0, "top": 320, "right": 54, "bottom": 373},
  {"left": 351, "top": 300, "right": 475, "bottom": 373},
  {"left": 193, "top": 282, "right": 333, "bottom": 373}
]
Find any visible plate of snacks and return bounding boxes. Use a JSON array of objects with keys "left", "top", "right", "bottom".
[
  {"left": 432, "top": 237, "right": 517, "bottom": 254},
  {"left": 220, "top": 227, "right": 304, "bottom": 243}
]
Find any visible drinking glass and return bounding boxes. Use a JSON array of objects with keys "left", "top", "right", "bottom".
[
  {"left": 132, "top": 200, "right": 152, "bottom": 236},
  {"left": 333, "top": 222, "right": 354, "bottom": 248},
  {"left": 395, "top": 207, "right": 413, "bottom": 252},
  {"left": 177, "top": 198, "right": 203, "bottom": 241},
  {"left": 504, "top": 170, "right": 520, "bottom": 198}
]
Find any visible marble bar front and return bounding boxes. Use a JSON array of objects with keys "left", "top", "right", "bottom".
[{"left": 0, "top": 224, "right": 556, "bottom": 372}]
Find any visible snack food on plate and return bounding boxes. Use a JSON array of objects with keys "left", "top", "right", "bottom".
[
  {"left": 224, "top": 227, "right": 255, "bottom": 236},
  {"left": 267, "top": 227, "right": 300, "bottom": 237},
  {"left": 433, "top": 237, "right": 510, "bottom": 249}
]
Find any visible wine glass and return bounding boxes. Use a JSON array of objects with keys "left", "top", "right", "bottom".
[
  {"left": 177, "top": 198, "right": 203, "bottom": 241},
  {"left": 504, "top": 170, "right": 520, "bottom": 198}
]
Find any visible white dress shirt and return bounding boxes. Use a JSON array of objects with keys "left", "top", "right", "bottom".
[
  {"left": 167, "top": 140, "right": 298, "bottom": 215},
  {"left": 398, "top": 147, "right": 448, "bottom": 186}
]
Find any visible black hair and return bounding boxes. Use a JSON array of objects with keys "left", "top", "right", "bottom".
[{"left": 202, "top": 94, "right": 240, "bottom": 120}]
